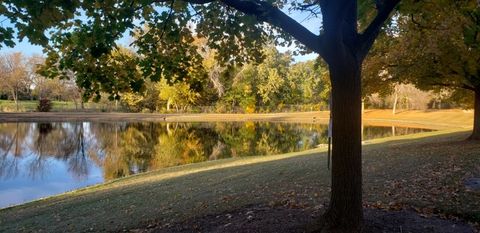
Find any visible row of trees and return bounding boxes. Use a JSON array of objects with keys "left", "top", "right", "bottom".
[
  {"left": 0, "top": 53, "right": 83, "bottom": 110},
  {"left": 120, "top": 44, "right": 464, "bottom": 113},
  {"left": 119, "top": 46, "right": 330, "bottom": 113},
  {"left": 0, "top": 49, "right": 469, "bottom": 114}
]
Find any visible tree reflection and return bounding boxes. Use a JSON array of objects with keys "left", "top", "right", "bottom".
[
  {"left": 24, "top": 122, "right": 92, "bottom": 180},
  {"left": 89, "top": 121, "right": 326, "bottom": 180},
  {"left": 0, "top": 123, "right": 30, "bottom": 179},
  {"left": 0, "top": 121, "right": 374, "bottom": 182}
]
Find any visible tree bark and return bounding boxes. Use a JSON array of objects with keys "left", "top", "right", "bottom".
[
  {"left": 12, "top": 89, "right": 19, "bottom": 112},
  {"left": 392, "top": 92, "right": 398, "bottom": 115},
  {"left": 469, "top": 87, "right": 480, "bottom": 140},
  {"left": 73, "top": 98, "right": 78, "bottom": 110},
  {"left": 320, "top": 56, "right": 363, "bottom": 232},
  {"left": 167, "top": 98, "right": 172, "bottom": 112}
]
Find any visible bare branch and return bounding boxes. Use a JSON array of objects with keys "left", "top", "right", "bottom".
[
  {"left": 410, "top": 14, "right": 449, "bottom": 31},
  {"left": 298, "top": 0, "right": 320, "bottom": 10}
]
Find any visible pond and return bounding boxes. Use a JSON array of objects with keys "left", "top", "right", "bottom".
[{"left": 0, "top": 121, "right": 433, "bottom": 208}]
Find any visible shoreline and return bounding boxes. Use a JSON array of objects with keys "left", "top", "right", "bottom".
[{"left": 0, "top": 109, "right": 473, "bottom": 130}]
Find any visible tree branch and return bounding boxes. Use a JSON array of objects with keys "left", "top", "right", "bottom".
[
  {"left": 410, "top": 14, "right": 449, "bottom": 31},
  {"left": 152, "top": 0, "right": 214, "bottom": 4},
  {"left": 357, "top": 0, "right": 400, "bottom": 61},
  {"left": 219, "top": 0, "right": 324, "bottom": 55},
  {"left": 138, "top": 0, "right": 324, "bottom": 55},
  {"left": 431, "top": 82, "right": 476, "bottom": 91},
  {"left": 320, "top": 0, "right": 353, "bottom": 34}
]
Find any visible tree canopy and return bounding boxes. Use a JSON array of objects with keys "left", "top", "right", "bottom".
[
  {"left": 1, "top": 0, "right": 398, "bottom": 99},
  {"left": 1, "top": 0, "right": 402, "bottom": 231},
  {"left": 363, "top": 0, "right": 480, "bottom": 138}
]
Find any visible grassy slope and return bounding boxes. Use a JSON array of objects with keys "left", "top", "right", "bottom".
[
  {"left": 0, "top": 110, "right": 477, "bottom": 232},
  {"left": 0, "top": 130, "right": 479, "bottom": 232}
]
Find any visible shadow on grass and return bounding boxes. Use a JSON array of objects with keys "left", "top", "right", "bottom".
[{"left": 0, "top": 130, "right": 478, "bottom": 232}]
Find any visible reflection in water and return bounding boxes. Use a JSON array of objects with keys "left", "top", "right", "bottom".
[
  {"left": 31, "top": 122, "right": 92, "bottom": 180},
  {"left": 0, "top": 121, "right": 432, "bottom": 207},
  {"left": 87, "top": 122, "right": 329, "bottom": 180}
]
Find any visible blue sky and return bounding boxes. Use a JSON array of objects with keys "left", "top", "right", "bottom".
[
  {"left": 0, "top": 7, "right": 320, "bottom": 62},
  {"left": 1, "top": 39, "right": 44, "bottom": 55}
]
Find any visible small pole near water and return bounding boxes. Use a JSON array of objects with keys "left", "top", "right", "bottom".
[
  {"left": 327, "top": 137, "right": 331, "bottom": 170},
  {"left": 327, "top": 95, "right": 332, "bottom": 170}
]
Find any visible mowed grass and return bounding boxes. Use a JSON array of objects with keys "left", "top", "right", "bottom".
[
  {"left": 363, "top": 109, "right": 473, "bottom": 130},
  {"left": 0, "top": 100, "right": 38, "bottom": 112},
  {"left": 0, "top": 128, "right": 479, "bottom": 232},
  {"left": 0, "top": 100, "right": 111, "bottom": 112}
]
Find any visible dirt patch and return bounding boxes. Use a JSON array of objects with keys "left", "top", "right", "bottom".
[{"left": 133, "top": 204, "right": 475, "bottom": 233}]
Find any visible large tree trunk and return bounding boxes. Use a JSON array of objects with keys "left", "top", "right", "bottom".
[
  {"left": 320, "top": 57, "right": 363, "bottom": 232},
  {"left": 469, "top": 88, "right": 480, "bottom": 140}
]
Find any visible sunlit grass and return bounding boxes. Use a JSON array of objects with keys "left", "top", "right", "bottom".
[{"left": 0, "top": 100, "right": 108, "bottom": 112}]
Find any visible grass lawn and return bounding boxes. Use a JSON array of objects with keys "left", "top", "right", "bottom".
[
  {"left": 0, "top": 100, "right": 113, "bottom": 112},
  {"left": 0, "top": 127, "right": 478, "bottom": 232},
  {"left": 0, "top": 100, "right": 38, "bottom": 112}
]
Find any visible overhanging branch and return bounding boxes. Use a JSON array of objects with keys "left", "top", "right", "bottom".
[
  {"left": 148, "top": 0, "right": 324, "bottom": 55},
  {"left": 432, "top": 82, "right": 476, "bottom": 91},
  {"left": 357, "top": 0, "right": 400, "bottom": 61},
  {"left": 218, "top": 0, "right": 324, "bottom": 55}
]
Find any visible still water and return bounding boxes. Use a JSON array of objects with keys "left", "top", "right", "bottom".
[{"left": 0, "top": 121, "right": 432, "bottom": 208}]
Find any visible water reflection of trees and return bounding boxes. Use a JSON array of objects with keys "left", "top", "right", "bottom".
[
  {"left": 91, "top": 122, "right": 217, "bottom": 180},
  {"left": 0, "top": 122, "right": 93, "bottom": 180},
  {"left": 31, "top": 122, "right": 92, "bottom": 179},
  {"left": 91, "top": 122, "right": 326, "bottom": 180},
  {"left": 362, "top": 126, "right": 431, "bottom": 140},
  {"left": 0, "top": 122, "right": 434, "bottom": 182},
  {"left": 0, "top": 121, "right": 329, "bottom": 181},
  {"left": 0, "top": 123, "right": 29, "bottom": 179}
]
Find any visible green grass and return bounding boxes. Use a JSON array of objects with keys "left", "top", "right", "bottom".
[
  {"left": 0, "top": 100, "right": 113, "bottom": 112},
  {"left": 0, "top": 128, "right": 478, "bottom": 232},
  {"left": 0, "top": 100, "right": 37, "bottom": 112}
]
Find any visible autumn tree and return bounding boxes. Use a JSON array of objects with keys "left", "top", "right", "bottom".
[
  {"left": 27, "top": 55, "right": 50, "bottom": 99},
  {"left": 370, "top": 1, "right": 480, "bottom": 139},
  {"left": 195, "top": 37, "right": 227, "bottom": 99},
  {"left": 223, "top": 64, "right": 258, "bottom": 113},
  {"left": 1, "top": 0, "right": 401, "bottom": 231},
  {"left": 288, "top": 60, "right": 330, "bottom": 107},
  {"left": 157, "top": 78, "right": 200, "bottom": 112},
  {"left": 255, "top": 47, "right": 292, "bottom": 108},
  {"left": 0, "top": 53, "right": 30, "bottom": 111}
]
